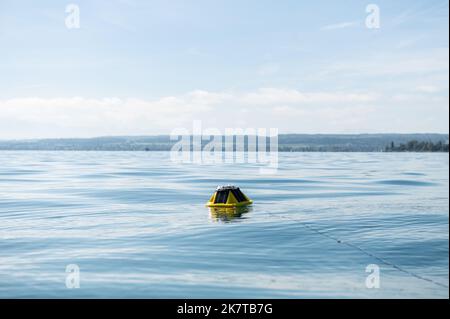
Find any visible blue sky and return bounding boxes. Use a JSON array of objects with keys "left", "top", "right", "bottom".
[{"left": 0, "top": 0, "right": 448, "bottom": 138}]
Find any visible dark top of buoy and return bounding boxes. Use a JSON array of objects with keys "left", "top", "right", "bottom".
[{"left": 216, "top": 185, "right": 239, "bottom": 191}]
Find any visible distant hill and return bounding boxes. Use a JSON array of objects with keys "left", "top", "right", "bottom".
[{"left": 0, "top": 134, "right": 448, "bottom": 152}]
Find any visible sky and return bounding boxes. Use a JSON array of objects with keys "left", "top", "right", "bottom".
[{"left": 0, "top": 0, "right": 448, "bottom": 139}]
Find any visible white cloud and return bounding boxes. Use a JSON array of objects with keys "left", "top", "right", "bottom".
[
  {"left": 324, "top": 49, "right": 449, "bottom": 78},
  {"left": 416, "top": 85, "right": 442, "bottom": 93},
  {"left": 0, "top": 87, "right": 448, "bottom": 139},
  {"left": 321, "top": 21, "right": 360, "bottom": 31},
  {"left": 391, "top": 1, "right": 449, "bottom": 26},
  {"left": 241, "top": 88, "right": 377, "bottom": 105},
  {"left": 0, "top": 93, "right": 220, "bottom": 139}
]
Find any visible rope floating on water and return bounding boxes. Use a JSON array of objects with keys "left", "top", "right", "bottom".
[{"left": 271, "top": 213, "right": 449, "bottom": 289}]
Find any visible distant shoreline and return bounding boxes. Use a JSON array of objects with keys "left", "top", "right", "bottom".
[
  {"left": 0, "top": 150, "right": 448, "bottom": 153},
  {"left": 0, "top": 134, "right": 448, "bottom": 152}
]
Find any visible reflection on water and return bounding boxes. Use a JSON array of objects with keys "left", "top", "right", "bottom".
[
  {"left": 209, "top": 206, "right": 253, "bottom": 222},
  {"left": 0, "top": 151, "right": 448, "bottom": 298}
]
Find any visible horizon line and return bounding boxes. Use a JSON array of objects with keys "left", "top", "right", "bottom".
[{"left": 1, "top": 132, "right": 449, "bottom": 142}]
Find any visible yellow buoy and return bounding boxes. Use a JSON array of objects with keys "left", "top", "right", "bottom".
[{"left": 206, "top": 185, "right": 253, "bottom": 208}]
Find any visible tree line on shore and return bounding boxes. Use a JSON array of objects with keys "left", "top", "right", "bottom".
[
  {"left": 384, "top": 140, "right": 449, "bottom": 152},
  {"left": 1, "top": 135, "right": 448, "bottom": 152}
]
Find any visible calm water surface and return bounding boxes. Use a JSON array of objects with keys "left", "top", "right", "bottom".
[{"left": 0, "top": 151, "right": 448, "bottom": 298}]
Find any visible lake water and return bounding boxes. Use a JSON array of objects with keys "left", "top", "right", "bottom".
[{"left": 0, "top": 151, "right": 448, "bottom": 298}]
